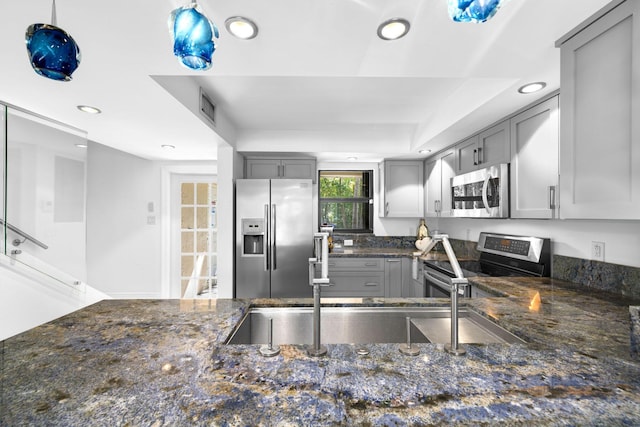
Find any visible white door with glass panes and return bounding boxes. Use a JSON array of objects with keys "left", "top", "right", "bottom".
[{"left": 170, "top": 175, "right": 218, "bottom": 298}]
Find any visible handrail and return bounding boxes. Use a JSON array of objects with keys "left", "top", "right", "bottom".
[{"left": 0, "top": 218, "right": 49, "bottom": 250}]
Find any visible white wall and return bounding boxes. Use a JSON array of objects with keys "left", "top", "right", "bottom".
[
  {"left": 433, "top": 217, "right": 640, "bottom": 268},
  {"left": 86, "top": 142, "right": 162, "bottom": 298}
]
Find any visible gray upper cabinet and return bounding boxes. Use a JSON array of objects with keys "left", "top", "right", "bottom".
[
  {"left": 424, "top": 148, "right": 455, "bottom": 218},
  {"left": 245, "top": 158, "right": 317, "bottom": 183},
  {"left": 379, "top": 160, "right": 424, "bottom": 218},
  {"left": 510, "top": 96, "right": 559, "bottom": 219},
  {"left": 558, "top": 0, "right": 640, "bottom": 219},
  {"left": 455, "top": 121, "right": 511, "bottom": 174}
]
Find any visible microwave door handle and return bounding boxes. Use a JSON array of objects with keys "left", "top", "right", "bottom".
[{"left": 482, "top": 174, "right": 492, "bottom": 215}]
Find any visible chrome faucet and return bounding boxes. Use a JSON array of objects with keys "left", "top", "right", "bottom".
[
  {"left": 419, "top": 234, "right": 468, "bottom": 355},
  {"left": 307, "top": 232, "right": 330, "bottom": 357}
]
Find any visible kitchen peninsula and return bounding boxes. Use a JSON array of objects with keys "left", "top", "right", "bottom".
[{"left": 2, "top": 276, "right": 640, "bottom": 426}]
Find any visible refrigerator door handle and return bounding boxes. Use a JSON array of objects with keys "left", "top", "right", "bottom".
[
  {"left": 264, "top": 204, "right": 270, "bottom": 271},
  {"left": 272, "top": 204, "right": 277, "bottom": 270}
]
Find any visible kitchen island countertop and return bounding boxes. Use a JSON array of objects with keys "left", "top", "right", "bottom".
[{"left": 2, "top": 278, "right": 640, "bottom": 426}]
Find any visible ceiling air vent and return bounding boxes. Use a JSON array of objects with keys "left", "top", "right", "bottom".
[{"left": 199, "top": 88, "right": 216, "bottom": 127}]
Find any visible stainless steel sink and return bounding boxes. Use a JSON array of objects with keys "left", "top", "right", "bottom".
[{"left": 225, "top": 306, "right": 525, "bottom": 345}]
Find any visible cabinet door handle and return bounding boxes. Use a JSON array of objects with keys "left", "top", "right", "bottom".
[
  {"left": 364, "top": 282, "right": 380, "bottom": 287},
  {"left": 281, "top": 164, "right": 286, "bottom": 177},
  {"left": 385, "top": 202, "right": 389, "bottom": 216},
  {"left": 473, "top": 148, "right": 478, "bottom": 165},
  {"left": 364, "top": 262, "right": 378, "bottom": 267},
  {"left": 477, "top": 146, "right": 483, "bottom": 164},
  {"left": 386, "top": 259, "right": 400, "bottom": 263},
  {"left": 549, "top": 185, "right": 556, "bottom": 209}
]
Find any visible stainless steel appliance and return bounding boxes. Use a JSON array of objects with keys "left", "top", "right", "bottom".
[
  {"left": 451, "top": 163, "right": 509, "bottom": 218},
  {"left": 424, "top": 232, "right": 550, "bottom": 298},
  {"left": 235, "top": 179, "right": 313, "bottom": 298}
]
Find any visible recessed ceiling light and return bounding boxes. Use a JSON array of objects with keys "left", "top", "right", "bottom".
[
  {"left": 161, "top": 144, "right": 176, "bottom": 150},
  {"left": 347, "top": 156, "right": 358, "bottom": 161},
  {"left": 77, "top": 105, "right": 101, "bottom": 114},
  {"left": 377, "top": 18, "right": 410, "bottom": 40},
  {"left": 225, "top": 16, "right": 258, "bottom": 39},
  {"left": 518, "top": 82, "right": 547, "bottom": 94},
  {"left": 75, "top": 143, "right": 88, "bottom": 149},
  {"left": 419, "top": 149, "right": 431, "bottom": 154}
]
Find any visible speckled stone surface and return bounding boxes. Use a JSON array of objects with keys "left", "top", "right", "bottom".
[
  {"left": 2, "top": 279, "right": 640, "bottom": 426},
  {"left": 632, "top": 306, "right": 640, "bottom": 360},
  {"left": 329, "top": 244, "right": 477, "bottom": 262},
  {"left": 553, "top": 254, "right": 640, "bottom": 299},
  {"left": 331, "top": 236, "right": 481, "bottom": 260}
]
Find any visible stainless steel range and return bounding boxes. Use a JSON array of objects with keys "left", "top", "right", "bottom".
[{"left": 423, "top": 232, "right": 551, "bottom": 298}]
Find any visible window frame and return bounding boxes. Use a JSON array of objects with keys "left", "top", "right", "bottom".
[{"left": 318, "top": 169, "right": 374, "bottom": 233}]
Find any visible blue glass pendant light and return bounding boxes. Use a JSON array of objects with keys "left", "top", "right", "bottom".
[
  {"left": 448, "top": 0, "right": 503, "bottom": 23},
  {"left": 169, "top": 0, "right": 219, "bottom": 70},
  {"left": 25, "top": 0, "right": 81, "bottom": 81}
]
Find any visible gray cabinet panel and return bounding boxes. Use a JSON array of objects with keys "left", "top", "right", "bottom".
[{"left": 559, "top": 0, "right": 640, "bottom": 219}]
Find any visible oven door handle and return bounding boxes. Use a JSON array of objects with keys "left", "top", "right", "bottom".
[{"left": 423, "top": 270, "right": 452, "bottom": 293}]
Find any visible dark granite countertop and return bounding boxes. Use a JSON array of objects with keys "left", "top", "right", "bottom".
[
  {"left": 329, "top": 247, "right": 473, "bottom": 264},
  {"left": 2, "top": 278, "right": 640, "bottom": 426}
]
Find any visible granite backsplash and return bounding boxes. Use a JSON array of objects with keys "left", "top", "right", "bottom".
[
  {"left": 631, "top": 306, "right": 640, "bottom": 360},
  {"left": 552, "top": 255, "right": 640, "bottom": 300},
  {"left": 332, "top": 234, "right": 481, "bottom": 259}
]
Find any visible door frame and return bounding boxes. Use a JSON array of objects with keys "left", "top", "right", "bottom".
[{"left": 160, "top": 164, "right": 217, "bottom": 298}]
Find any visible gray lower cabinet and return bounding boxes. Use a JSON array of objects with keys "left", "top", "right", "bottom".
[
  {"left": 401, "top": 257, "right": 425, "bottom": 298},
  {"left": 385, "top": 259, "right": 402, "bottom": 297},
  {"left": 322, "top": 258, "right": 385, "bottom": 297},
  {"left": 321, "top": 257, "right": 423, "bottom": 298}
]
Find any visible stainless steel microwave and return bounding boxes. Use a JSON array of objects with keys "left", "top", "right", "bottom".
[{"left": 451, "top": 163, "right": 509, "bottom": 218}]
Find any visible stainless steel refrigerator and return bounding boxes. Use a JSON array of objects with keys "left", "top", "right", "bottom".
[{"left": 235, "top": 179, "right": 313, "bottom": 298}]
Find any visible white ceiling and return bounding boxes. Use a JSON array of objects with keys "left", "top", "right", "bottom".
[{"left": 0, "top": 0, "right": 612, "bottom": 162}]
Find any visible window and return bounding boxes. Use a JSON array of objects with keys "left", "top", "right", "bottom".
[{"left": 319, "top": 170, "right": 373, "bottom": 233}]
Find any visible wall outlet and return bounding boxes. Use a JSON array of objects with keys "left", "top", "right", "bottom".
[
  {"left": 344, "top": 239, "right": 353, "bottom": 247},
  {"left": 591, "top": 241, "right": 605, "bottom": 262}
]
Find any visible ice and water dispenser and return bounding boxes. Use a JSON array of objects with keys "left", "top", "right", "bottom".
[{"left": 241, "top": 218, "right": 265, "bottom": 256}]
